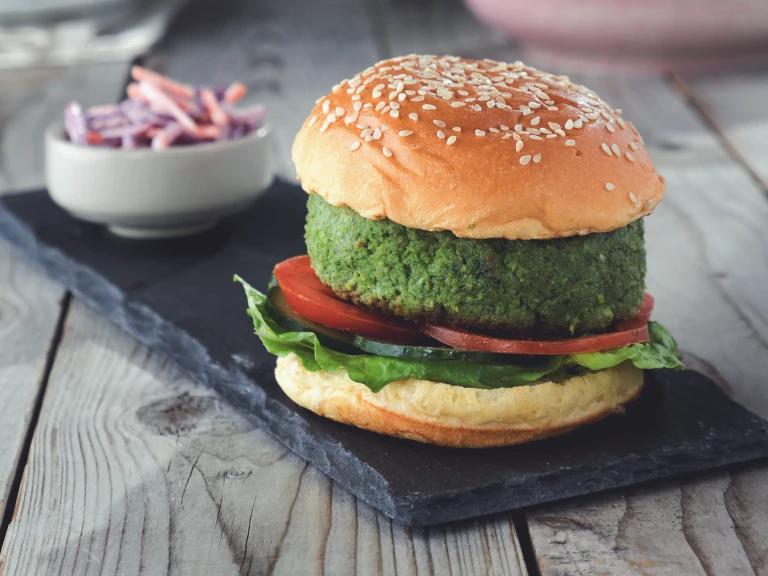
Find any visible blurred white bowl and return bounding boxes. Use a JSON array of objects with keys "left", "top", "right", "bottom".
[
  {"left": 465, "top": 0, "right": 768, "bottom": 71},
  {"left": 45, "top": 124, "right": 273, "bottom": 238}
]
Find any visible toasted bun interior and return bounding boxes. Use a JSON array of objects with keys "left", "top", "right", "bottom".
[
  {"left": 293, "top": 54, "right": 664, "bottom": 240},
  {"left": 275, "top": 354, "right": 644, "bottom": 447}
]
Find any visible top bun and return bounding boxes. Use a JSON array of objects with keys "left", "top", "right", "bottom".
[{"left": 293, "top": 55, "right": 665, "bottom": 240}]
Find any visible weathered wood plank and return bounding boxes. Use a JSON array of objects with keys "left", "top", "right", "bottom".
[
  {"left": 676, "top": 69, "right": 768, "bottom": 191},
  {"left": 0, "top": 246, "right": 65, "bottom": 530},
  {"left": 0, "top": 301, "right": 527, "bottom": 575},
  {"left": 0, "top": 63, "right": 131, "bottom": 194}
]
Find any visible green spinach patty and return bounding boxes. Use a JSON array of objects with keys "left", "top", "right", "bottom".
[{"left": 305, "top": 194, "right": 646, "bottom": 336}]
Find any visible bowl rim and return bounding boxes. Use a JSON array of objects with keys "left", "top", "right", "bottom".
[{"left": 45, "top": 121, "right": 270, "bottom": 158}]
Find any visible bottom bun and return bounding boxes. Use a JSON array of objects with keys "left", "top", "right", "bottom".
[{"left": 275, "top": 354, "right": 644, "bottom": 448}]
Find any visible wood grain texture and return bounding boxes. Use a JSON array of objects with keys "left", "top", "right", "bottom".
[
  {"left": 676, "top": 69, "right": 768, "bottom": 191},
  {"left": 0, "top": 246, "right": 65, "bottom": 529},
  {"left": 0, "top": 63, "right": 131, "bottom": 194},
  {"left": 0, "top": 300, "right": 527, "bottom": 575}
]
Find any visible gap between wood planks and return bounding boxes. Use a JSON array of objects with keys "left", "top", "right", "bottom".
[
  {"left": 671, "top": 73, "right": 768, "bottom": 198},
  {"left": 0, "top": 292, "right": 71, "bottom": 547}
]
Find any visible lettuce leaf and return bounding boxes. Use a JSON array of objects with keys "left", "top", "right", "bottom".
[{"left": 237, "top": 277, "right": 683, "bottom": 393}]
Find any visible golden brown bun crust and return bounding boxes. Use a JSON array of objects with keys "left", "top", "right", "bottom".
[
  {"left": 293, "top": 55, "right": 664, "bottom": 240},
  {"left": 275, "top": 354, "right": 644, "bottom": 448}
]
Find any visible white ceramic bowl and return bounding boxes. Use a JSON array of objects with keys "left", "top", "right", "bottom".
[
  {"left": 464, "top": 0, "right": 768, "bottom": 72},
  {"left": 45, "top": 124, "right": 274, "bottom": 238}
]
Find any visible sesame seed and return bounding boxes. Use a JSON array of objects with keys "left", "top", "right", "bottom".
[
  {"left": 373, "top": 128, "right": 382, "bottom": 140},
  {"left": 327, "top": 114, "right": 338, "bottom": 123},
  {"left": 539, "top": 128, "right": 551, "bottom": 135},
  {"left": 616, "top": 117, "right": 626, "bottom": 129},
  {"left": 382, "top": 147, "right": 392, "bottom": 157},
  {"left": 375, "top": 101, "right": 385, "bottom": 111},
  {"left": 398, "top": 93, "right": 406, "bottom": 101},
  {"left": 381, "top": 106, "right": 390, "bottom": 114},
  {"left": 645, "top": 199, "right": 656, "bottom": 210},
  {"left": 353, "top": 102, "right": 363, "bottom": 111},
  {"left": 447, "top": 135, "right": 457, "bottom": 145},
  {"left": 574, "top": 119, "right": 583, "bottom": 129},
  {"left": 409, "top": 113, "right": 419, "bottom": 122},
  {"left": 533, "top": 153, "right": 542, "bottom": 163},
  {"left": 308, "top": 116, "right": 318, "bottom": 127},
  {"left": 451, "top": 102, "right": 466, "bottom": 107},
  {"left": 390, "top": 110, "right": 400, "bottom": 118},
  {"left": 322, "top": 101, "right": 330, "bottom": 114},
  {"left": 629, "top": 192, "right": 638, "bottom": 203},
  {"left": 361, "top": 128, "right": 372, "bottom": 137},
  {"left": 586, "top": 113, "right": 599, "bottom": 120},
  {"left": 630, "top": 142, "right": 639, "bottom": 150},
  {"left": 390, "top": 102, "right": 400, "bottom": 109},
  {"left": 529, "top": 135, "right": 543, "bottom": 140},
  {"left": 626, "top": 152, "right": 636, "bottom": 162},
  {"left": 411, "top": 95, "right": 425, "bottom": 102},
  {"left": 399, "top": 130, "right": 413, "bottom": 137},
  {"left": 611, "top": 144, "right": 621, "bottom": 156},
  {"left": 452, "top": 127, "right": 461, "bottom": 132},
  {"left": 601, "top": 143, "right": 612, "bottom": 156},
  {"left": 336, "top": 106, "right": 345, "bottom": 116},
  {"left": 601, "top": 110, "right": 612, "bottom": 121},
  {"left": 565, "top": 139, "right": 576, "bottom": 147},
  {"left": 548, "top": 122, "right": 561, "bottom": 131},
  {"left": 437, "top": 130, "right": 446, "bottom": 139},
  {"left": 605, "top": 183, "right": 615, "bottom": 191},
  {"left": 516, "top": 140, "right": 524, "bottom": 152},
  {"left": 564, "top": 119, "right": 574, "bottom": 130},
  {"left": 489, "top": 127, "right": 499, "bottom": 133},
  {"left": 433, "top": 119, "right": 446, "bottom": 127},
  {"left": 531, "top": 116, "right": 541, "bottom": 126},
  {"left": 606, "top": 124, "right": 616, "bottom": 133},
  {"left": 364, "top": 135, "right": 373, "bottom": 142},
  {"left": 423, "top": 104, "right": 437, "bottom": 111},
  {"left": 546, "top": 134, "right": 557, "bottom": 139},
  {"left": 514, "top": 124, "right": 524, "bottom": 132},
  {"left": 520, "top": 155, "right": 531, "bottom": 165},
  {"left": 351, "top": 95, "right": 361, "bottom": 101},
  {"left": 320, "top": 122, "right": 329, "bottom": 132},
  {"left": 372, "top": 91, "right": 382, "bottom": 99},
  {"left": 350, "top": 141, "right": 361, "bottom": 151},
  {"left": 500, "top": 124, "right": 510, "bottom": 131}
]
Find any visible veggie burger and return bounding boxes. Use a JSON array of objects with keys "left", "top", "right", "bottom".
[{"left": 236, "top": 55, "right": 683, "bottom": 448}]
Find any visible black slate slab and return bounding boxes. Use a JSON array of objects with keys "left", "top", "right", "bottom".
[{"left": 2, "top": 184, "right": 768, "bottom": 526}]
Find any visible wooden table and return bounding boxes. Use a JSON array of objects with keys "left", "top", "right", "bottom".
[{"left": 1, "top": 1, "right": 767, "bottom": 573}]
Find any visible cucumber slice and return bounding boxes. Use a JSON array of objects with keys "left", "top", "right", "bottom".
[
  {"left": 266, "top": 286, "right": 359, "bottom": 354},
  {"left": 352, "top": 335, "right": 504, "bottom": 362}
]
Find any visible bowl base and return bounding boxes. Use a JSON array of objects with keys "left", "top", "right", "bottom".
[{"left": 109, "top": 221, "right": 217, "bottom": 239}]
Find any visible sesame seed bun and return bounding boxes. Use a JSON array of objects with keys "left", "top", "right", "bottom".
[
  {"left": 275, "top": 354, "right": 644, "bottom": 448},
  {"left": 292, "top": 55, "right": 665, "bottom": 240}
]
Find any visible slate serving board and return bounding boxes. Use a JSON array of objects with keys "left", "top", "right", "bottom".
[{"left": 2, "top": 183, "right": 768, "bottom": 526}]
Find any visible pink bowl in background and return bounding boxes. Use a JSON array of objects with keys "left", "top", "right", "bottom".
[{"left": 464, "top": 0, "right": 768, "bottom": 71}]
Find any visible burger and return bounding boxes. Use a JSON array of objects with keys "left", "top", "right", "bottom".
[{"left": 236, "top": 55, "right": 683, "bottom": 448}]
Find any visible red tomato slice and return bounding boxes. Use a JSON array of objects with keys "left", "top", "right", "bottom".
[
  {"left": 423, "top": 295, "right": 653, "bottom": 355},
  {"left": 273, "top": 255, "right": 426, "bottom": 344}
]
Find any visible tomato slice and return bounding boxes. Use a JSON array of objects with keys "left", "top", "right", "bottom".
[
  {"left": 423, "top": 295, "right": 653, "bottom": 355},
  {"left": 273, "top": 255, "right": 426, "bottom": 344}
]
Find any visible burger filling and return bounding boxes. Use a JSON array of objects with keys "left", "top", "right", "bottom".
[{"left": 305, "top": 194, "right": 645, "bottom": 337}]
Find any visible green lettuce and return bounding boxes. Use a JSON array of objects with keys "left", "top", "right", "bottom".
[{"left": 236, "top": 277, "right": 683, "bottom": 393}]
